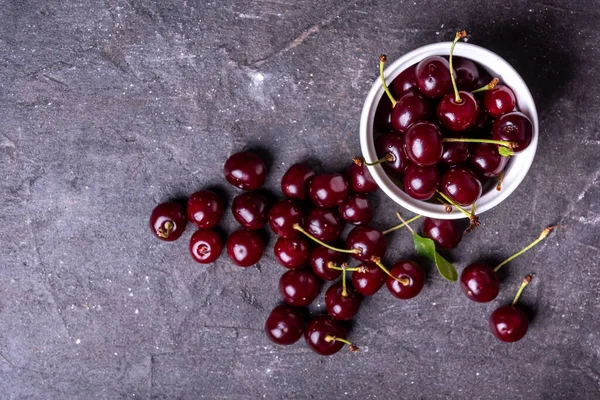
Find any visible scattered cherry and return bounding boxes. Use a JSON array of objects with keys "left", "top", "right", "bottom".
[
  {"left": 460, "top": 262, "right": 500, "bottom": 303},
  {"left": 338, "top": 194, "right": 374, "bottom": 225},
  {"left": 308, "top": 173, "right": 350, "bottom": 208},
  {"left": 469, "top": 143, "right": 509, "bottom": 178},
  {"left": 403, "top": 163, "right": 440, "bottom": 200},
  {"left": 483, "top": 85, "right": 516, "bottom": 118},
  {"left": 492, "top": 111, "right": 533, "bottom": 153},
  {"left": 422, "top": 217, "right": 462, "bottom": 250},
  {"left": 403, "top": 122, "right": 444, "bottom": 166},
  {"left": 305, "top": 207, "right": 343, "bottom": 243},
  {"left": 415, "top": 56, "right": 452, "bottom": 98},
  {"left": 304, "top": 315, "right": 357, "bottom": 355},
  {"left": 224, "top": 151, "right": 266, "bottom": 190},
  {"left": 281, "top": 163, "right": 315, "bottom": 200},
  {"left": 269, "top": 199, "right": 304, "bottom": 238},
  {"left": 440, "top": 166, "right": 482, "bottom": 206},
  {"left": 187, "top": 190, "right": 224, "bottom": 229},
  {"left": 150, "top": 202, "right": 187, "bottom": 241},
  {"left": 351, "top": 262, "right": 387, "bottom": 296},
  {"left": 190, "top": 229, "right": 223, "bottom": 264},
  {"left": 345, "top": 225, "right": 387, "bottom": 262},
  {"left": 274, "top": 236, "right": 311, "bottom": 269},
  {"left": 489, "top": 275, "right": 533, "bottom": 342},
  {"left": 279, "top": 268, "right": 322, "bottom": 307},
  {"left": 345, "top": 161, "right": 378, "bottom": 194},
  {"left": 226, "top": 229, "right": 264, "bottom": 267},
  {"left": 386, "top": 260, "right": 425, "bottom": 299},
  {"left": 325, "top": 282, "right": 362, "bottom": 321},
  {"left": 232, "top": 191, "right": 269, "bottom": 230},
  {"left": 310, "top": 246, "right": 346, "bottom": 281},
  {"left": 265, "top": 304, "right": 306, "bottom": 345}
]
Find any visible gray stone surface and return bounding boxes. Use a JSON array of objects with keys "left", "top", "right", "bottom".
[{"left": 1, "top": 0, "right": 599, "bottom": 398}]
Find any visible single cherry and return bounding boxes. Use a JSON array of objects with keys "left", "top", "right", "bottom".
[
  {"left": 281, "top": 164, "right": 315, "bottom": 200},
  {"left": 422, "top": 217, "right": 462, "bottom": 250},
  {"left": 375, "top": 133, "right": 409, "bottom": 175},
  {"left": 344, "top": 161, "right": 378, "bottom": 193},
  {"left": 279, "top": 268, "right": 322, "bottom": 307},
  {"left": 264, "top": 304, "right": 306, "bottom": 345},
  {"left": 403, "top": 163, "right": 439, "bottom": 200},
  {"left": 150, "top": 202, "right": 187, "bottom": 241},
  {"left": 304, "top": 315, "right": 357, "bottom": 355},
  {"left": 440, "top": 134, "right": 469, "bottom": 166},
  {"left": 274, "top": 236, "right": 310, "bottom": 269},
  {"left": 415, "top": 56, "right": 452, "bottom": 98},
  {"left": 231, "top": 191, "right": 269, "bottom": 230},
  {"left": 338, "top": 194, "right": 373, "bottom": 225},
  {"left": 325, "top": 282, "right": 362, "bottom": 321},
  {"left": 351, "top": 262, "right": 387, "bottom": 296},
  {"left": 390, "top": 91, "right": 431, "bottom": 133},
  {"left": 469, "top": 143, "right": 509, "bottom": 178},
  {"left": 489, "top": 275, "right": 533, "bottom": 342},
  {"left": 226, "top": 229, "right": 264, "bottom": 267},
  {"left": 223, "top": 151, "right": 266, "bottom": 190},
  {"left": 187, "top": 190, "right": 224, "bottom": 229},
  {"left": 386, "top": 260, "right": 425, "bottom": 299},
  {"left": 483, "top": 85, "right": 516, "bottom": 118},
  {"left": 403, "top": 122, "right": 444, "bottom": 166},
  {"left": 308, "top": 173, "right": 350, "bottom": 208},
  {"left": 391, "top": 63, "right": 418, "bottom": 95},
  {"left": 310, "top": 246, "right": 346, "bottom": 281},
  {"left": 440, "top": 166, "right": 482, "bottom": 206},
  {"left": 492, "top": 111, "right": 533, "bottom": 153},
  {"left": 453, "top": 57, "right": 479, "bottom": 91},
  {"left": 268, "top": 199, "right": 304, "bottom": 238},
  {"left": 345, "top": 225, "right": 387, "bottom": 262},
  {"left": 305, "top": 207, "right": 343, "bottom": 243},
  {"left": 190, "top": 230, "right": 223, "bottom": 264}
]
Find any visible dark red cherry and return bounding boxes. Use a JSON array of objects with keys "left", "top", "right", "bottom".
[
  {"left": 436, "top": 92, "right": 479, "bottom": 132},
  {"left": 403, "top": 122, "right": 444, "bottom": 166},
  {"left": 231, "top": 191, "right": 269, "bottom": 230},
  {"left": 279, "top": 268, "right": 322, "bottom": 307},
  {"left": 375, "top": 133, "right": 409, "bottom": 175},
  {"left": 187, "top": 190, "right": 224, "bottom": 229},
  {"left": 374, "top": 95, "right": 393, "bottom": 132},
  {"left": 226, "top": 229, "right": 264, "bottom": 267},
  {"left": 440, "top": 166, "right": 482, "bottom": 206},
  {"left": 469, "top": 143, "right": 509, "bottom": 178},
  {"left": 489, "top": 306, "right": 529, "bottom": 342},
  {"left": 421, "top": 217, "right": 462, "bottom": 250},
  {"left": 346, "top": 226, "right": 387, "bottom": 262},
  {"left": 391, "top": 63, "right": 418, "bottom": 95},
  {"left": 325, "top": 282, "right": 362, "bottom": 320},
  {"left": 475, "top": 67, "right": 493, "bottom": 90},
  {"left": 149, "top": 202, "right": 187, "bottom": 241},
  {"left": 454, "top": 57, "right": 480, "bottom": 91},
  {"left": 308, "top": 173, "right": 350, "bottom": 208},
  {"left": 264, "top": 304, "right": 306, "bottom": 345},
  {"left": 473, "top": 102, "right": 490, "bottom": 130},
  {"left": 440, "top": 134, "right": 469, "bottom": 166},
  {"left": 483, "top": 85, "right": 516, "bottom": 118},
  {"left": 268, "top": 199, "right": 304, "bottom": 238},
  {"left": 415, "top": 56, "right": 452, "bottom": 98},
  {"left": 386, "top": 260, "right": 425, "bottom": 299},
  {"left": 274, "top": 236, "right": 310, "bottom": 269},
  {"left": 310, "top": 246, "right": 346, "bottom": 281},
  {"left": 460, "top": 262, "right": 500, "bottom": 302},
  {"left": 338, "top": 194, "right": 373, "bottom": 225},
  {"left": 281, "top": 164, "right": 315, "bottom": 200},
  {"left": 351, "top": 262, "right": 387, "bottom": 296},
  {"left": 403, "top": 163, "right": 439, "bottom": 200},
  {"left": 492, "top": 111, "right": 533, "bottom": 153},
  {"left": 304, "top": 315, "right": 349, "bottom": 356},
  {"left": 344, "top": 162, "right": 378, "bottom": 194},
  {"left": 390, "top": 91, "right": 431, "bottom": 133},
  {"left": 224, "top": 151, "right": 266, "bottom": 190},
  {"left": 190, "top": 230, "right": 223, "bottom": 264},
  {"left": 305, "top": 207, "right": 343, "bottom": 243}
]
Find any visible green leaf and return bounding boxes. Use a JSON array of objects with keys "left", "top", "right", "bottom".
[
  {"left": 412, "top": 234, "right": 458, "bottom": 281},
  {"left": 498, "top": 147, "right": 514, "bottom": 157}
]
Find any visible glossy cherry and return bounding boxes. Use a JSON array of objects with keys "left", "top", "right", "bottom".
[
  {"left": 305, "top": 207, "right": 343, "bottom": 243},
  {"left": 390, "top": 91, "right": 431, "bottom": 133},
  {"left": 422, "top": 217, "right": 462, "bottom": 250},
  {"left": 264, "top": 304, "right": 306, "bottom": 345},
  {"left": 226, "top": 229, "right": 264, "bottom": 267},
  {"left": 469, "top": 143, "right": 509, "bottom": 178},
  {"left": 492, "top": 111, "right": 533, "bottom": 153},
  {"left": 274, "top": 236, "right": 310, "bottom": 269},
  {"left": 403, "top": 163, "right": 439, "bottom": 200},
  {"left": 190, "top": 230, "right": 223, "bottom": 264},
  {"left": 231, "top": 191, "right": 269, "bottom": 230},
  {"left": 268, "top": 199, "right": 304, "bottom": 238},
  {"left": 460, "top": 262, "right": 500, "bottom": 302},
  {"left": 187, "top": 190, "right": 224, "bottom": 229},
  {"left": 415, "top": 56, "right": 452, "bottom": 98},
  {"left": 437, "top": 92, "right": 479, "bottom": 131},
  {"left": 149, "top": 202, "right": 187, "bottom": 241},
  {"left": 403, "top": 122, "right": 444, "bottom": 166},
  {"left": 223, "top": 151, "right": 266, "bottom": 190},
  {"left": 310, "top": 246, "right": 346, "bottom": 281},
  {"left": 304, "top": 315, "right": 356, "bottom": 355},
  {"left": 490, "top": 306, "right": 529, "bottom": 343},
  {"left": 453, "top": 57, "right": 480, "bottom": 91},
  {"left": 440, "top": 134, "right": 469, "bottom": 166},
  {"left": 338, "top": 194, "right": 373, "bottom": 225},
  {"left": 344, "top": 162, "right": 378, "bottom": 194},
  {"left": 351, "top": 262, "right": 387, "bottom": 296},
  {"left": 483, "top": 85, "right": 516, "bottom": 118},
  {"left": 440, "top": 166, "right": 482, "bottom": 206},
  {"left": 346, "top": 226, "right": 387, "bottom": 262},
  {"left": 386, "top": 260, "right": 425, "bottom": 299},
  {"left": 308, "top": 173, "right": 350, "bottom": 208},
  {"left": 375, "top": 133, "right": 409, "bottom": 175},
  {"left": 279, "top": 268, "right": 322, "bottom": 307},
  {"left": 391, "top": 63, "right": 418, "bottom": 95},
  {"left": 281, "top": 163, "right": 315, "bottom": 200},
  {"left": 325, "top": 282, "right": 362, "bottom": 320}
]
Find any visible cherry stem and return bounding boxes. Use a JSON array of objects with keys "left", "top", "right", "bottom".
[
  {"left": 157, "top": 221, "right": 174, "bottom": 239},
  {"left": 354, "top": 153, "right": 394, "bottom": 167},
  {"left": 512, "top": 274, "right": 534, "bottom": 306},
  {"left": 293, "top": 224, "right": 359, "bottom": 255},
  {"left": 494, "top": 226, "right": 559, "bottom": 273},
  {"left": 382, "top": 214, "right": 422, "bottom": 235},
  {"left": 496, "top": 171, "right": 505, "bottom": 191},
  {"left": 449, "top": 30, "right": 467, "bottom": 103},
  {"left": 379, "top": 54, "right": 397, "bottom": 107},
  {"left": 370, "top": 256, "right": 410, "bottom": 285},
  {"left": 394, "top": 212, "right": 416, "bottom": 235},
  {"left": 327, "top": 261, "right": 361, "bottom": 272},
  {"left": 443, "top": 137, "right": 516, "bottom": 150},
  {"left": 324, "top": 335, "right": 359, "bottom": 352},
  {"left": 436, "top": 197, "right": 453, "bottom": 212},
  {"left": 435, "top": 190, "right": 471, "bottom": 218},
  {"left": 342, "top": 268, "right": 348, "bottom": 297},
  {"left": 471, "top": 77, "right": 500, "bottom": 94}
]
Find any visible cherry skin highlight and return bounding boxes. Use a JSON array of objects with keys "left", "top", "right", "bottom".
[
  {"left": 325, "top": 282, "right": 362, "bottom": 321},
  {"left": 304, "top": 315, "right": 348, "bottom": 356},
  {"left": 483, "top": 85, "right": 516, "bottom": 118},
  {"left": 415, "top": 56, "right": 452, "bottom": 98},
  {"left": 390, "top": 91, "right": 431, "bottom": 133},
  {"left": 453, "top": 57, "right": 480, "bottom": 91},
  {"left": 489, "top": 306, "right": 529, "bottom": 342},
  {"left": 345, "top": 162, "right": 378, "bottom": 194},
  {"left": 308, "top": 173, "right": 350, "bottom": 208},
  {"left": 281, "top": 163, "right": 315, "bottom": 200},
  {"left": 264, "top": 304, "right": 306, "bottom": 345},
  {"left": 338, "top": 194, "right": 374, "bottom": 225},
  {"left": 274, "top": 236, "right": 311, "bottom": 269},
  {"left": 279, "top": 268, "right": 322, "bottom": 307},
  {"left": 224, "top": 151, "right": 267, "bottom": 190},
  {"left": 421, "top": 217, "right": 462, "bottom": 250},
  {"left": 492, "top": 111, "right": 533, "bottom": 153},
  {"left": 386, "top": 260, "right": 425, "bottom": 299},
  {"left": 309, "top": 245, "right": 346, "bottom": 281},
  {"left": 403, "top": 163, "right": 439, "bottom": 201},
  {"left": 190, "top": 230, "right": 223, "bottom": 264},
  {"left": 460, "top": 262, "right": 500, "bottom": 303},
  {"left": 403, "top": 122, "right": 444, "bottom": 166},
  {"left": 187, "top": 190, "right": 224, "bottom": 229},
  {"left": 345, "top": 226, "right": 387, "bottom": 262},
  {"left": 375, "top": 133, "right": 409, "bottom": 176},
  {"left": 351, "top": 262, "right": 387, "bottom": 296},
  {"left": 226, "top": 229, "right": 264, "bottom": 267},
  {"left": 305, "top": 207, "right": 344, "bottom": 243},
  {"left": 150, "top": 202, "right": 187, "bottom": 241},
  {"left": 440, "top": 166, "right": 482, "bottom": 206},
  {"left": 436, "top": 92, "right": 479, "bottom": 132},
  {"left": 268, "top": 199, "right": 304, "bottom": 238},
  {"left": 469, "top": 143, "right": 509, "bottom": 178},
  {"left": 391, "top": 63, "right": 418, "bottom": 95},
  {"left": 231, "top": 191, "right": 269, "bottom": 230}
]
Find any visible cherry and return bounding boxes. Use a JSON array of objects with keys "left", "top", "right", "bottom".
[
  {"left": 264, "top": 304, "right": 306, "bottom": 345},
  {"left": 223, "top": 151, "right": 266, "bottom": 190},
  {"left": 345, "top": 225, "right": 387, "bottom": 262},
  {"left": 469, "top": 143, "right": 509, "bottom": 178},
  {"left": 281, "top": 163, "right": 315, "bottom": 200},
  {"left": 415, "top": 56, "right": 452, "bottom": 98},
  {"left": 190, "top": 230, "right": 223, "bottom": 264},
  {"left": 274, "top": 236, "right": 310, "bottom": 269},
  {"left": 489, "top": 275, "right": 533, "bottom": 342},
  {"left": 453, "top": 57, "right": 479, "bottom": 91},
  {"left": 492, "top": 111, "right": 533, "bottom": 153},
  {"left": 460, "top": 262, "right": 500, "bottom": 303},
  {"left": 187, "top": 190, "right": 224, "bottom": 229},
  {"left": 390, "top": 91, "right": 431, "bottom": 133},
  {"left": 269, "top": 199, "right": 304, "bottom": 238},
  {"left": 440, "top": 166, "right": 482, "bottom": 206},
  {"left": 473, "top": 102, "right": 490, "bottom": 130},
  {"left": 375, "top": 133, "right": 409, "bottom": 175},
  {"left": 475, "top": 67, "right": 494, "bottom": 90},
  {"left": 338, "top": 194, "right": 373, "bottom": 225},
  {"left": 310, "top": 246, "right": 346, "bottom": 281},
  {"left": 403, "top": 122, "right": 444, "bottom": 166},
  {"left": 403, "top": 163, "right": 439, "bottom": 200},
  {"left": 440, "top": 134, "right": 469, "bottom": 166},
  {"left": 231, "top": 191, "right": 269, "bottom": 230},
  {"left": 391, "top": 63, "right": 418, "bottom": 95},
  {"left": 304, "top": 315, "right": 357, "bottom": 355},
  {"left": 421, "top": 217, "right": 462, "bottom": 250},
  {"left": 483, "top": 85, "right": 516, "bottom": 118},
  {"left": 226, "top": 229, "right": 264, "bottom": 267},
  {"left": 305, "top": 207, "right": 343, "bottom": 243},
  {"left": 325, "top": 282, "right": 362, "bottom": 320},
  {"left": 149, "top": 202, "right": 187, "bottom": 241},
  {"left": 386, "top": 260, "right": 425, "bottom": 299},
  {"left": 344, "top": 161, "right": 378, "bottom": 194},
  {"left": 279, "top": 268, "right": 322, "bottom": 307},
  {"left": 351, "top": 262, "right": 387, "bottom": 296},
  {"left": 308, "top": 173, "right": 350, "bottom": 208},
  {"left": 374, "top": 95, "right": 393, "bottom": 132}
]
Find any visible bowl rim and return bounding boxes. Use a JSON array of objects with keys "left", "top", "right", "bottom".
[{"left": 359, "top": 42, "right": 539, "bottom": 220}]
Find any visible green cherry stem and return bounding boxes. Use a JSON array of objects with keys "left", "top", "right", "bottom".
[
  {"left": 353, "top": 153, "right": 394, "bottom": 167},
  {"left": 293, "top": 224, "right": 359, "bottom": 255},
  {"left": 324, "top": 335, "right": 359, "bottom": 352},
  {"left": 327, "top": 262, "right": 361, "bottom": 272},
  {"left": 449, "top": 30, "right": 467, "bottom": 103},
  {"left": 512, "top": 274, "right": 534, "bottom": 306},
  {"left": 494, "top": 227, "right": 559, "bottom": 273},
  {"left": 370, "top": 256, "right": 410, "bottom": 285},
  {"left": 342, "top": 268, "right": 348, "bottom": 297},
  {"left": 382, "top": 214, "right": 422, "bottom": 235},
  {"left": 436, "top": 190, "right": 471, "bottom": 218},
  {"left": 496, "top": 170, "right": 505, "bottom": 191},
  {"left": 442, "top": 137, "right": 517, "bottom": 150},
  {"left": 379, "top": 54, "right": 397, "bottom": 107},
  {"left": 471, "top": 77, "right": 500, "bottom": 94}
]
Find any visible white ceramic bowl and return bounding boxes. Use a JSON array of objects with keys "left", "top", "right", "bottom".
[{"left": 359, "top": 42, "right": 539, "bottom": 219}]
